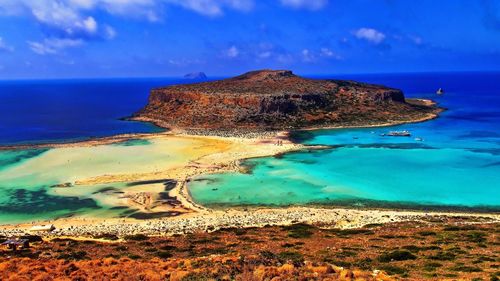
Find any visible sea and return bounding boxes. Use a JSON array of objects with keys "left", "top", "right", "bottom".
[
  {"left": 0, "top": 72, "right": 499, "bottom": 224},
  {"left": 0, "top": 77, "right": 190, "bottom": 145}
]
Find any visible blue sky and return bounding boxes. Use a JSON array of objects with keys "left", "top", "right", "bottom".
[{"left": 0, "top": 0, "right": 500, "bottom": 79}]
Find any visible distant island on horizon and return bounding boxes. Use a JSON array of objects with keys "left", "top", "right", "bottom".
[{"left": 183, "top": 72, "right": 207, "bottom": 79}]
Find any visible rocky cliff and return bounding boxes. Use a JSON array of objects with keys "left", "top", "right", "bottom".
[{"left": 134, "top": 70, "right": 440, "bottom": 130}]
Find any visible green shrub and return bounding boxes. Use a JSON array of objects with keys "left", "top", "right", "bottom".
[
  {"left": 423, "top": 262, "right": 442, "bottom": 271},
  {"left": 94, "top": 233, "right": 119, "bottom": 240},
  {"left": 428, "top": 251, "right": 456, "bottom": 261},
  {"left": 323, "top": 258, "right": 352, "bottom": 268},
  {"left": 115, "top": 245, "right": 127, "bottom": 251},
  {"left": 336, "top": 250, "right": 357, "bottom": 258},
  {"left": 284, "top": 224, "right": 314, "bottom": 238},
  {"left": 128, "top": 254, "right": 141, "bottom": 260},
  {"left": 402, "top": 245, "right": 426, "bottom": 253},
  {"left": 451, "top": 265, "right": 483, "bottom": 272},
  {"left": 124, "top": 234, "right": 149, "bottom": 241},
  {"left": 161, "top": 245, "right": 177, "bottom": 251},
  {"left": 156, "top": 251, "right": 173, "bottom": 259},
  {"left": 464, "top": 231, "right": 487, "bottom": 243},
  {"left": 378, "top": 265, "right": 407, "bottom": 275},
  {"left": 355, "top": 257, "right": 373, "bottom": 270},
  {"left": 260, "top": 250, "right": 277, "bottom": 260},
  {"left": 472, "top": 256, "right": 495, "bottom": 264},
  {"left": 277, "top": 251, "right": 304, "bottom": 266},
  {"left": 330, "top": 229, "right": 374, "bottom": 237},
  {"left": 281, "top": 243, "right": 295, "bottom": 248},
  {"left": 418, "top": 231, "right": 437, "bottom": 236},
  {"left": 378, "top": 250, "right": 417, "bottom": 262},
  {"left": 364, "top": 223, "right": 384, "bottom": 228},
  {"left": 443, "top": 225, "right": 476, "bottom": 231},
  {"left": 56, "top": 251, "right": 87, "bottom": 260}
]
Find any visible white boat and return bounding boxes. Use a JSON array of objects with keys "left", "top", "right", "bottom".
[
  {"left": 436, "top": 88, "right": 444, "bottom": 94},
  {"left": 387, "top": 130, "right": 411, "bottom": 137}
]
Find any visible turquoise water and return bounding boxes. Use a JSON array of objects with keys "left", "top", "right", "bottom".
[
  {"left": 189, "top": 72, "right": 500, "bottom": 210},
  {"left": 0, "top": 148, "right": 99, "bottom": 223},
  {"left": 0, "top": 137, "right": 196, "bottom": 224}
]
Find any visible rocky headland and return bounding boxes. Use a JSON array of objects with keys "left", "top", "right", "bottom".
[{"left": 134, "top": 69, "right": 441, "bottom": 131}]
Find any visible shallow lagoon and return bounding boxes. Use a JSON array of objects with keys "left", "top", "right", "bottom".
[{"left": 0, "top": 136, "right": 215, "bottom": 224}]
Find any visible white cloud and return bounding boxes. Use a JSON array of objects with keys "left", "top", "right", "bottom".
[
  {"left": 81, "top": 16, "right": 97, "bottom": 33},
  {"left": 68, "top": 0, "right": 96, "bottom": 9},
  {"left": 0, "top": 1, "right": 109, "bottom": 40},
  {"left": 354, "top": 28, "right": 386, "bottom": 44},
  {"left": 299, "top": 48, "right": 341, "bottom": 62},
  {"left": 301, "top": 48, "right": 314, "bottom": 62},
  {"left": 28, "top": 38, "right": 83, "bottom": 55},
  {"left": 257, "top": 51, "right": 272, "bottom": 59},
  {"left": 168, "top": 0, "right": 254, "bottom": 16},
  {"left": 280, "top": 0, "right": 327, "bottom": 10},
  {"left": 0, "top": 0, "right": 260, "bottom": 57},
  {"left": 320, "top": 47, "right": 341, "bottom": 59},
  {"left": 320, "top": 47, "right": 333, "bottom": 57},
  {"left": 0, "top": 0, "right": 255, "bottom": 20},
  {"left": 0, "top": 0, "right": 257, "bottom": 46},
  {"left": 30, "top": 1, "right": 94, "bottom": 35},
  {"left": 104, "top": 25, "right": 116, "bottom": 39},
  {"left": 225, "top": 45, "right": 239, "bottom": 58},
  {"left": 0, "top": 37, "right": 14, "bottom": 52}
]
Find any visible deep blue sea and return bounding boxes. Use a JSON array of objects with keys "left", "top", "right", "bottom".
[{"left": 0, "top": 78, "right": 209, "bottom": 145}]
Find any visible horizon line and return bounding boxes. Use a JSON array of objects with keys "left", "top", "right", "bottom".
[{"left": 1, "top": 69, "right": 499, "bottom": 82}]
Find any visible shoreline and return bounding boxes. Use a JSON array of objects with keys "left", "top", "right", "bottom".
[
  {"left": 1, "top": 99, "right": 487, "bottom": 238},
  {"left": 0, "top": 131, "right": 172, "bottom": 151},
  {"left": 1, "top": 206, "right": 498, "bottom": 238}
]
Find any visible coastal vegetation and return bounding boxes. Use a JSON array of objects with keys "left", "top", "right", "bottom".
[{"left": 1, "top": 220, "right": 498, "bottom": 280}]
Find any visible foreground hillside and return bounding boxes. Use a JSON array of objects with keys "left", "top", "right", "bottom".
[
  {"left": 1, "top": 219, "right": 498, "bottom": 280},
  {"left": 134, "top": 70, "right": 440, "bottom": 131}
]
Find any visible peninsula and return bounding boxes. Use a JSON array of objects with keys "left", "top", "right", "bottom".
[{"left": 133, "top": 70, "right": 441, "bottom": 131}]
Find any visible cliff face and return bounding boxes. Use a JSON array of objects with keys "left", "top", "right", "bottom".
[{"left": 135, "top": 70, "right": 438, "bottom": 130}]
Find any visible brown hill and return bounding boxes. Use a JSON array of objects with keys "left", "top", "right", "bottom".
[{"left": 134, "top": 70, "right": 440, "bottom": 130}]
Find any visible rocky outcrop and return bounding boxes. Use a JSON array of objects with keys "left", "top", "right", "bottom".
[{"left": 135, "top": 69, "right": 440, "bottom": 130}]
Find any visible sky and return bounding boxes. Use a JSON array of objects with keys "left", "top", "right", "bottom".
[{"left": 0, "top": 0, "right": 500, "bottom": 79}]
